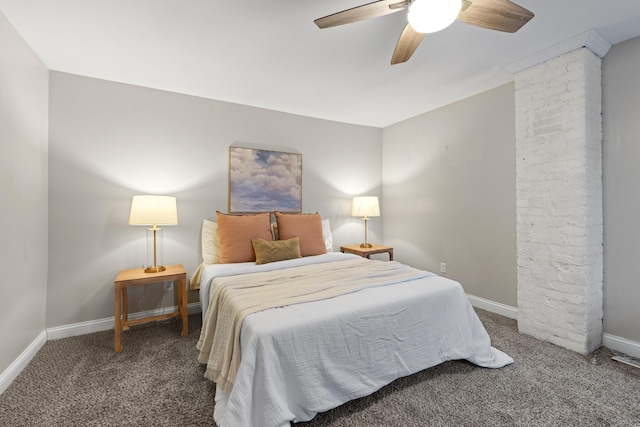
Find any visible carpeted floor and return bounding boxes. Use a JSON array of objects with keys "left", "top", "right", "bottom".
[{"left": 1, "top": 309, "right": 639, "bottom": 426}]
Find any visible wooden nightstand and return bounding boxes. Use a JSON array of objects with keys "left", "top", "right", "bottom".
[
  {"left": 340, "top": 244, "right": 394, "bottom": 261},
  {"left": 114, "top": 264, "right": 188, "bottom": 352}
]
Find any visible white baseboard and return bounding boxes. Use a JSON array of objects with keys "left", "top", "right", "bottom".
[
  {"left": 603, "top": 333, "right": 640, "bottom": 359},
  {"left": 47, "top": 302, "right": 202, "bottom": 340},
  {"left": 1, "top": 302, "right": 201, "bottom": 395},
  {"left": 466, "top": 294, "right": 640, "bottom": 358},
  {"left": 466, "top": 294, "right": 518, "bottom": 320},
  {"left": 0, "top": 330, "right": 47, "bottom": 395}
]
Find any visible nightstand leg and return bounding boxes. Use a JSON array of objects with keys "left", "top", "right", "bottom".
[
  {"left": 179, "top": 276, "right": 188, "bottom": 336},
  {"left": 114, "top": 283, "right": 122, "bottom": 352},
  {"left": 122, "top": 287, "right": 129, "bottom": 331}
]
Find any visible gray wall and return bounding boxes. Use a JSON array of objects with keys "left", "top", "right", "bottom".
[
  {"left": 382, "top": 83, "right": 517, "bottom": 307},
  {"left": 47, "top": 72, "right": 382, "bottom": 328},
  {"left": 0, "top": 13, "right": 49, "bottom": 374},
  {"left": 603, "top": 36, "right": 640, "bottom": 343}
]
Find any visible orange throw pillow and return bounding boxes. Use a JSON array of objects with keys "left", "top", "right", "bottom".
[
  {"left": 274, "top": 212, "right": 327, "bottom": 257},
  {"left": 216, "top": 211, "right": 272, "bottom": 263}
]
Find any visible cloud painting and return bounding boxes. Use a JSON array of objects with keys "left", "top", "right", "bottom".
[{"left": 229, "top": 146, "right": 302, "bottom": 213}]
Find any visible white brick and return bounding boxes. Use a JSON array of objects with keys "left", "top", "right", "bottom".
[{"left": 516, "top": 48, "right": 603, "bottom": 354}]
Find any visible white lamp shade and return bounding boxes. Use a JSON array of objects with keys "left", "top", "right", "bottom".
[
  {"left": 352, "top": 196, "right": 380, "bottom": 217},
  {"left": 129, "top": 195, "right": 178, "bottom": 226},
  {"left": 408, "top": 0, "right": 461, "bottom": 34}
]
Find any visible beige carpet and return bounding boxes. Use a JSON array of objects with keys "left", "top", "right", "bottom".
[{"left": 1, "top": 310, "right": 639, "bottom": 426}]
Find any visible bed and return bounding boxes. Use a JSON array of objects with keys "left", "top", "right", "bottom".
[{"left": 193, "top": 213, "right": 513, "bottom": 427}]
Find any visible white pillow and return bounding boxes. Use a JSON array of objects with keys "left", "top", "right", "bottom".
[
  {"left": 201, "top": 219, "right": 221, "bottom": 264},
  {"left": 322, "top": 219, "right": 333, "bottom": 252}
]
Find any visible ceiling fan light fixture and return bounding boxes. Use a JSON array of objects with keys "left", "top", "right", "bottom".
[{"left": 408, "top": 0, "right": 461, "bottom": 34}]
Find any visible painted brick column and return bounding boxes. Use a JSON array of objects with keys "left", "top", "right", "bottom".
[{"left": 515, "top": 48, "right": 603, "bottom": 354}]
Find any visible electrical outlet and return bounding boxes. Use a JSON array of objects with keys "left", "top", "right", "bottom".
[
  {"left": 164, "top": 282, "right": 173, "bottom": 292},
  {"left": 440, "top": 262, "right": 447, "bottom": 274}
]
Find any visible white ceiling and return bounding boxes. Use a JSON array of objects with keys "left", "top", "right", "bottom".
[{"left": 1, "top": 0, "right": 640, "bottom": 127}]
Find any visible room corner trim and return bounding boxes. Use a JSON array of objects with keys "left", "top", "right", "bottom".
[
  {"left": 466, "top": 294, "right": 518, "bottom": 319},
  {"left": 504, "top": 29, "right": 611, "bottom": 74},
  {"left": 0, "top": 330, "right": 47, "bottom": 395}
]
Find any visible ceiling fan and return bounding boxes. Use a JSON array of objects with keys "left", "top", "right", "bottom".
[{"left": 314, "top": 0, "right": 534, "bottom": 64}]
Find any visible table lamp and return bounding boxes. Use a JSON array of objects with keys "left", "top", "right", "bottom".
[
  {"left": 129, "top": 195, "right": 178, "bottom": 273},
  {"left": 352, "top": 196, "right": 380, "bottom": 248}
]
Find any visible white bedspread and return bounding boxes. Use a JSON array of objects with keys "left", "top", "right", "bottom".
[{"left": 199, "top": 253, "right": 513, "bottom": 427}]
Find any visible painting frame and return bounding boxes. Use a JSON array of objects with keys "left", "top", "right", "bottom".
[{"left": 228, "top": 146, "right": 302, "bottom": 214}]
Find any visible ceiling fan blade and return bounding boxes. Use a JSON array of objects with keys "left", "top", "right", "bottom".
[
  {"left": 391, "top": 23, "right": 425, "bottom": 65},
  {"left": 315, "top": 0, "right": 410, "bottom": 29},
  {"left": 457, "top": 0, "right": 534, "bottom": 33}
]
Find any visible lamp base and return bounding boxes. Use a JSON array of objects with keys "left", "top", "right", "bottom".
[
  {"left": 359, "top": 243, "right": 373, "bottom": 248},
  {"left": 144, "top": 265, "right": 166, "bottom": 273}
]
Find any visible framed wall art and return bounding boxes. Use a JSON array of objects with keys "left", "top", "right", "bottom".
[{"left": 228, "top": 146, "right": 302, "bottom": 213}]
